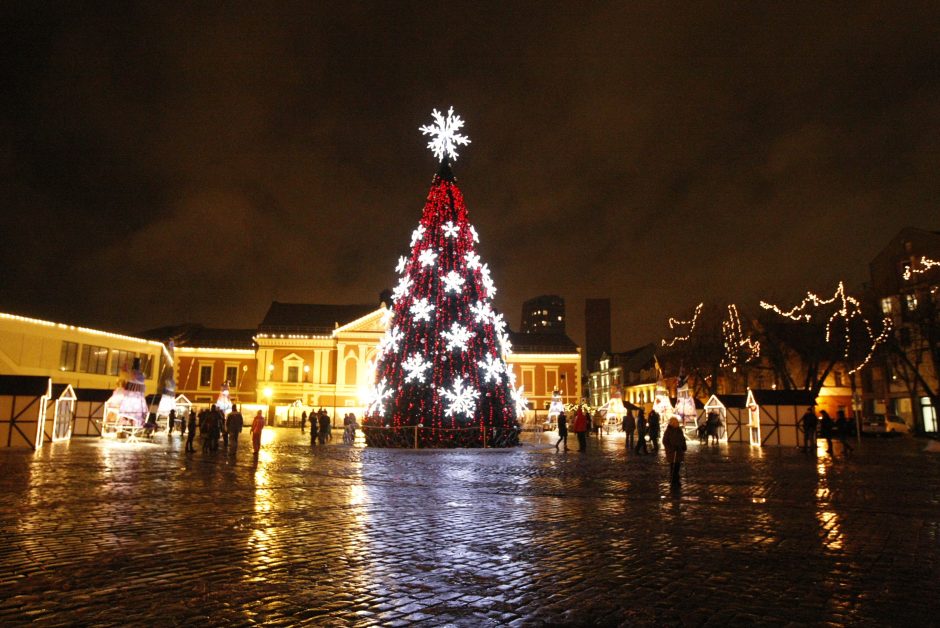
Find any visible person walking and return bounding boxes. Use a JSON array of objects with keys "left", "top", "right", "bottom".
[
  {"left": 592, "top": 410, "right": 605, "bottom": 438},
  {"left": 819, "top": 410, "right": 834, "bottom": 455},
  {"left": 208, "top": 405, "right": 223, "bottom": 453},
  {"left": 167, "top": 409, "right": 176, "bottom": 435},
  {"left": 300, "top": 411, "right": 307, "bottom": 434},
  {"left": 635, "top": 408, "right": 648, "bottom": 455},
  {"left": 662, "top": 417, "right": 688, "bottom": 490},
  {"left": 648, "top": 409, "right": 661, "bottom": 453},
  {"left": 185, "top": 409, "right": 197, "bottom": 452},
  {"left": 251, "top": 410, "right": 265, "bottom": 454},
  {"left": 226, "top": 404, "right": 244, "bottom": 455},
  {"left": 622, "top": 409, "right": 636, "bottom": 451},
  {"left": 554, "top": 411, "right": 568, "bottom": 451},
  {"left": 835, "top": 410, "right": 854, "bottom": 454},
  {"left": 199, "top": 407, "right": 212, "bottom": 454},
  {"left": 706, "top": 410, "right": 721, "bottom": 445},
  {"left": 572, "top": 407, "right": 588, "bottom": 452},
  {"left": 800, "top": 407, "right": 817, "bottom": 453}
]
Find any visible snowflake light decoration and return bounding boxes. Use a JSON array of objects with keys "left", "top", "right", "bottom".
[
  {"left": 402, "top": 353, "right": 432, "bottom": 384},
  {"left": 380, "top": 307, "right": 395, "bottom": 328},
  {"left": 481, "top": 268, "right": 496, "bottom": 298},
  {"left": 498, "top": 332, "right": 512, "bottom": 355},
  {"left": 439, "top": 376, "right": 480, "bottom": 419},
  {"left": 418, "top": 249, "right": 438, "bottom": 268},
  {"left": 470, "top": 300, "right": 494, "bottom": 324},
  {"left": 491, "top": 312, "right": 507, "bottom": 336},
  {"left": 442, "top": 221, "right": 460, "bottom": 239},
  {"left": 411, "top": 224, "right": 426, "bottom": 247},
  {"left": 441, "top": 270, "right": 465, "bottom": 294},
  {"left": 409, "top": 297, "right": 435, "bottom": 322},
  {"left": 420, "top": 107, "right": 471, "bottom": 163},
  {"left": 511, "top": 385, "right": 528, "bottom": 417},
  {"left": 469, "top": 225, "right": 479, "bottom": 243},
  {"left": 478, "top": 354, "right": 504, "bottom": 383},
  {"left": 378, "top": 327, "right": 403, "bottom": 356},
  {"left": 366, "top": 379, "right": 393, "bottom": 415},
  {"left": 442, "top": 322, "right": 474, "bottom": 351},
  {"left": 464, "top": 251, "right": 481, "bottom": 270},
  {"left": 396, "top": 256, "right": 408, "bottom": 275},
  {"left": 392, "top": 276, "right": 413, "bottom": 302}
]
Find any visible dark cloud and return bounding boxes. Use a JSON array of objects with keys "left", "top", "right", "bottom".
[{"left": 2, "top": 1, "right": 939, "bottom": 351}]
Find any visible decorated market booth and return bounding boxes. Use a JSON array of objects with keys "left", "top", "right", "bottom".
[
  {"left": 0, "top": 375, "right": 52, "bottom": 449},
  {"left": 102, "top": 358, "right": 150, "bottom": 439},
  {"left": 717, "top": 388, "right": 816, "bottom": 447},
  {"left": 45, "top": 383, "right": 77, "bottom": 443},
  {"left": 73, "top": 388, "right": 112, "bottom": 437},
  {"left": 701, "top": 394, "right": 729, "bottom": 441},
  {"left": 174, "top": 394, "right": 192, "bottom": 419}
]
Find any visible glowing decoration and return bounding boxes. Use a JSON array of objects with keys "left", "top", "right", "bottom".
[
  {"left": 380, "top": 307, "right": 395, "bottom": 327},
  {"left": 216, "top": 380, "right": 233, "bottom": 415},
  {"left": 402, "top": 354, "right": 432, "bottom": 383},
  {"left": 470, "top": 300, "right": 494, "bottom": 324},
  {"left": 366, "top": 379, "right": 393, "bottom": 415},
  {"left": 599, "top": 386, "right": 627, "bottom": 421},
  {"left": 721, "top": 304, "right": 761, "bottom": 368},
  {"left": 378, "top": 326, "right": 403, "bottom": 356},
  {"left": 491, "top": 312, "right": 507, "bottom": 336},
  {"left": 365, "top": 108, "right": 519, "bottom": 448},
  {"left": 418, "top": 248, "right": 438, "bottom": 268},
  {"left": 409, "top": 298, "right": 435, "bottom": 322},
  {"left": 498, "top": 332, "right": 512, "bottom": 355},
  {"left": 442, "top": 221, "right": 460, "bottom": 239},
  {"left": 411, "top": 224, "right": 426, "bottom": 247},
  {"left": 440, "top": 376, "right": 480, "bottom": 418},
  {"left": 103, "top": 358, "right": 149, "bottom": 437},
  {"left": 478, "top": 354, "right": 504, "bottom": 383},
  {"left": 396, "top": 255, "right": 408, "bottom": 274},
  {"left": 547, "top": 391, "right": 565, "bottom": 419},
  {"left": 673, "top": 371, "right": 697, "bottom": 428},
  {"left": 464, "top": 251, "right": 481, "bottom": 270},
  {"left": 441, "top": 270, "right": 465, "bottom": 294},
  {"left": 652, "top": 359, "right": 673, "bottom": 418},
  {"left": 392, "top": 276, "right": 413, "bottom": 302},
  {"left": 442, "top": 322, "right": 474, "bottom": 351},
  {"left": 470, "top": 225, "right": 479, "bottom": 243},
  {"left": 662, "top": 303, "right": 703, "bottom": 347},
  {"left": 511, "top": 385, "right": 529, "bottom": 416},
  {"left": 760, "top": 281, "right": 892, "bottom": 374},
  {"left": 419, "top": 106, "right": 471, "bottom": 163},
  {"left": 903, "top": 256, "right": 940, "bottom": 281}
]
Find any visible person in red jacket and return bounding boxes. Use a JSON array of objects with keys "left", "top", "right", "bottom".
[
  {"left": 572, "top": 406, "right": 589, "bottom": 452},
  {"left": 251, "top": 410, "right": 266, "bottom": 454}
]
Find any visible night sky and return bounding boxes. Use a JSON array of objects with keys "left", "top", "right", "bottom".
[{"left": 3, "top": 3, "right": 939, "bottom": 351}]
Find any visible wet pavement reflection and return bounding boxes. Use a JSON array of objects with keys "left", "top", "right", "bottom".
[{"left": 0, "top": 429, "right": 937, "bottom": 625}]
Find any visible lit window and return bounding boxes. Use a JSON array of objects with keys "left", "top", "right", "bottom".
[
  {"left": 905, "top": 294, "right": 918, "bottom": 311},
  {"left": 59, "top": 341, "right": 78, "bottom": 372},
  {"left": 199, "top": 365, "right": 213, "bottom": 388},
  {"left": 225, "top": 366, "right": 239, "bottom": 386},
  {"left": 880, "top": 297, "right": 894, "bottom": 314}
]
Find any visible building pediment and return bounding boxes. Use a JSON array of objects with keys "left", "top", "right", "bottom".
[{"left": 333, "top": 308, "right": 388, "bottom": 334}]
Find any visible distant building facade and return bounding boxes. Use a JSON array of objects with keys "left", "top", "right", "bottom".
[
  {"left": 866, "top": 227, "right": 940, "bottom": 433},
  {"left": 521, "top": 295, "right": 566, "bottom": 334}
]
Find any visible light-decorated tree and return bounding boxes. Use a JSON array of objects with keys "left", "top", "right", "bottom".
[{"left": 363, "top": 107, "right": 523, "bottom": 448}]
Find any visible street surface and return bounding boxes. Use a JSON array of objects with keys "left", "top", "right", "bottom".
[{"left": 0, "top": 429, "right": 938, "bottom": 626}]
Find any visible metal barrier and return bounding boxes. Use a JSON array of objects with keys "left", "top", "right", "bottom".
[{"left": 361, "top": 424, "right": 521, "bottom": 449}]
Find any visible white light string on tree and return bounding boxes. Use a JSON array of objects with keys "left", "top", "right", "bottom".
[
  {"left": 902, "top": 256, "right": 940, "bottom": 281},
  {"left": 661, "top": 303, "right": 703, "bottom": 347},
  {"left": 720, "top": 304, "right": 760, "bottom": 368}
]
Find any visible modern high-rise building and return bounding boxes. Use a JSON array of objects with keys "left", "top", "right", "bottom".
[
  {"left": 584, "top": 298, "right": 611, "bottom": 374},
  {"left": 521, "top": 295, "right": 566, "bottom": 334}
]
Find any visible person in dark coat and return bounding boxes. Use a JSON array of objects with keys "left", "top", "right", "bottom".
[
  {"left": 835, "top": 410, "right": 853, "bottom": 453},
  {"left": 662, "top": 417, "right": 687, "bottom": 489},
  {"left": 706, "top": 410, "right": 721, "bottom": 445},
  {"left": 635, "top": 408, "right": 648, "bottom": 455},
  {"left": 647, "top": 409, "right": 661, "bottom": 453},
  {"left": 622, "top": 410, "right": 636, "bottom": 451},
  {"left": 226, "top": 404, "right": 244, "bottom": 455},
  {"left": 800, "top": 407, "right": 817, "bottom": 453},
  {"left": 185, "top": 410, "right": 197, "bottom": 452},
  {"left": 300, "top": 411, "right": 307, "bottom": 434},
  {"left": 554, "top": 411, "right": 568, "bottom": 451},
  {"left": 318, "top": 410, "right": 331, "bottom": 445},
  {"left": 819, "top": 410, "right": 834, "bottom": 455}
]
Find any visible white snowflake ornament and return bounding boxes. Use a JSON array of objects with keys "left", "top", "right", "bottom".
[
  {"left": 402, "top": 353, "right": 432, "bottom": 384},
  {"left": 409, "top": 297, "right": 435, "bottom": 322},
  {"left": 396, "top": 256, "right": 408, "bottom": 274},
  {"left": 411, "top": 224, "right": 426, "bottom": 247},
  {"left": 439, "top": 376, "right": 480, "bottom": 419},
  {"left": 478, "top": 354, "right": 504, "bottom": 383},
  {"left": 420, "top": 107, "right": 471, "bottom": 163},
  {"left": 418, "top": 249, "right": 438, "bottom": 268},
  {"left": 441, "top": 270, "right": 466, "bottom": 294},
  {"left": 464, "top": 251, "right": 481, "bottom": 270},
  {"left": 442, "top": 221, "right": 460, "bottom": 239},
  {"left": 442, "top": 322, "right": 474, "bottom": 352}
]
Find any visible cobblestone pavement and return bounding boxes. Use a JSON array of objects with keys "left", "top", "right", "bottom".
[{"left": 0, "top": 429, "right": 938, "bottom": 627}]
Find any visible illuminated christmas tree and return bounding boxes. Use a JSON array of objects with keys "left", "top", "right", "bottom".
[{"left": 364, "top": 108, "right": 523, "bottom": 448}]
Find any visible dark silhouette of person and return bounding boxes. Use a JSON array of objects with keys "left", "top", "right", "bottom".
[
  {"left": 185, "top": 410, "right": 197, "bottom": 452},
  {"left": 662, "top": 417, "right": 687, "bottom": 489},
  {"left": 835, "top": 410, "right": 854, "bottom": 453},
  {"left": 622, "top": 409, "right": 636, "bottom": 451},
  {"left": 635, "top": 409, "right": 648, "bottom": 455},
  {"left": 800, "top": 407, "right": 817, "bottom": 453},
  {"left": 648, "top": 409, "right": 661, "bottom": 453},
  {"left": 554, "top": 411, "right": 568, "bottom": 451}
]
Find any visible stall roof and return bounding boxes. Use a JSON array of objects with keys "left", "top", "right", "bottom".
[
  {"left": 0, "top": 375, "right": 50, "bottom": 396},
  {"left": 717, "top": 389, "right": 817, "bottom": 409},
  {"left": 74, "top": 388, "right": 115, "bottom": 402}
]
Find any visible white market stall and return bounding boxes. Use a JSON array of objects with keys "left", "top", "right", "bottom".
[
  {"left": 717, "top": 388, "right": 816, "bottom": 447},
  {"left": 0, "top": 375, "right": 52, "bottom": 449}
]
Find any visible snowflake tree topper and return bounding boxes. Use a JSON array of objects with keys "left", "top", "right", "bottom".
[{"left": 420, "top": 107, "right": 471, "bottom": 163}]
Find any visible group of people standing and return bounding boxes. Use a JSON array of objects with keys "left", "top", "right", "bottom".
[
  {"left": 301, "top": 409, "right": 334, "bottom": 445},
  {"left": 800, "top": 407, "right": 855, "bottom": 456},
  {"left": 553, "top": 405, "right": 687, "bottom": 489},
  {"left": 175, "top": 404, "right": 266, "bottom": 456}
]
